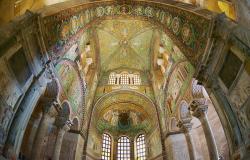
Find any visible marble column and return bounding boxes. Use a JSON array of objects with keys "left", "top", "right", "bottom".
[
  {"left": 177, "top": 121, "right": 197, "bottom": 160},
  {"left": 52, "top": 124, "right": 70, "bottom": 160},
  {"left": 31, "top": 105, "right": 55, "bottom": 160},
  {"left": 190, "top": 98, "right": 219, "bottom": 160}
]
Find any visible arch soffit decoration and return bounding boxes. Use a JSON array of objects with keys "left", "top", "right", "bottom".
[
  {"left": 55, "top": 58, "right": 86, "bottom": 115},
  {"left": 92, "top": 90, "right": 159, "bottom": 126},
  {"left": 164, "top": 60, "right": 193, "bottom": 114},
  {"left": 163, "top": 60, "right": 187, "bottom": 91},
  {"left": 93, "top": 90, "right": 157, "bottom": 114},
  {"left": 40, "top": 0, "right": 216, "bottom": 67},
  {"left": 168, "top": 116, "right": 179, "bottom": 132}
]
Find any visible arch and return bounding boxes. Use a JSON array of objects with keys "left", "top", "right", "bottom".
[
  {"left": 119, "top": 72, "right": 130, "bottom": 85},
  {"left": 60, "top": 100, "right": 72, "bottom": 120},
  {"left": 42, "top": 0, "right": 214, "bottom": 67},
  {"left": 88, "top": 90, "right": 165, "bottom": 156},
  {"left": 71, "top": 117, "right": 80, "bottom": 131},
  {"left": 91, "top": 90, "right": 159, "bottom": 131},
  {"left": 168, "top": 117, "right": 179, "bottom": 132},
  {"left": 3, "top": 77, "right": 61, "bottom": 158},
  {"left": 117, "top": 136, "right": 131, "bottom": 160},
  {"left": 101, "top": 133, "right": 112, "bottom": 160},
  {"left": 164, "top": 60, "right": 193, "bottom": 114},
  {"left": 178, "top": 100, "right": 192, "bottom": 122},
  {"left": 135, "top": 134, "right": 146, "bottom": 160},
  {"left": 108, "top": 72, "right": 117, "bottom": 85},
  {"left": 134, "top": 131, "right": 147, "bottom": 142},
  {"left": 164, "top": 60, "right": 188, "bottom": 91},
  {"left": 55, "top": 58, "right": 86, "bottom": 114}
]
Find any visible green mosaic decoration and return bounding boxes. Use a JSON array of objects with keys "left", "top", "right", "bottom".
[
  {"left": 55, "top": 59, "right": 85, "bottom": 114},
  {"left": 41, "top": 1, "right": 214, "bottom": 66},
  {"left": 165, "top": 61, "right": 195, "bottom": 115},
  {"left": 97, "top": 119, "right": 151, "bottom": 135}
]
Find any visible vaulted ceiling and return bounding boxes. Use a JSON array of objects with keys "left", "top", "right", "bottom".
[{"left": 96, "top": 19, "right": 155, "bottom": 72}]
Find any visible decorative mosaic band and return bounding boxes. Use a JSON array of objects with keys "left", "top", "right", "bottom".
[{"left": 41, "top": 1, "right": 214, "bottom": 66}]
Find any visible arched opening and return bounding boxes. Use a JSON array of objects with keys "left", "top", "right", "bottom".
[
  {"left": 101, "top": 133, "right": 112, "bottom": 160},
  {"left": 87, "top": 90, "right": 161, "bottom": 159},
  {"left": 135, "top": 134, "right": 146, "bottom": 160},
  {"left": 71, "top": 117, "right": 80, "bottom": 131},
  {"left": 190, "top": 81, "right": 230, "bottom": 159},
  {"left": 57, "top": 101, "right": 75, "bottom": 160},
  {"left": 117, "top": 136, "right": 131, "bottom": 160},
  {"left": 16, "top": 79, "right": 60, "bottom": 160}
]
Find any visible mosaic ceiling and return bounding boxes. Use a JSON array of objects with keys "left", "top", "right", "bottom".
[{"left": 96, "top": 19, "right": 155, "bottom": 71}]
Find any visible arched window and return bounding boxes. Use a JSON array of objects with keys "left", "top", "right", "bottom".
[
  {"left": 120, "top": 73, "right": 129, "bottom": 85},
  {"left": 117, "top": 136, "right": 130, "bottom": 160},
  {"left": 101, "top": 133, "right": 112, "bottom": 160},
  {"left": 136, "top": 134, "right": 146, "bottom": 160},
  {"left": 108, "top": 72, "right": 116, "bottom": 85},
  {"left": 108, "top": 71, "right": 141, "bottom": 85},
  {"left": 133, "top": 74, "right": 141, "bottom": 85}
]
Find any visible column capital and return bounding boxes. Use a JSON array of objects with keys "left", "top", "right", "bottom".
[
  {"left": 40, "top": 98, "right": 58, "bottom": 117},
  {"left": 177, "top": 121, "right": 193, "bottom": 133},
  {"left": 189, "top": 98, "right": 208, "bottom": 118},
  {"left": 54, "top": 116, "right": 72, "bottom": 131}
]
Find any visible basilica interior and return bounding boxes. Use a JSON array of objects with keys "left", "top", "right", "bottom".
[{"left": 0, "top": 0, "right": 249, "bottom": 160}]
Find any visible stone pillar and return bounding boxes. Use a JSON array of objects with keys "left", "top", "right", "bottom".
[
  {"left": 190, "top": 98, "right": 219, "bottom": 160},
  {"left": 31, "top": 104, "right": 56, "bottom": 160},
  {"left": 177, "top": 121, "right": 197, "bottom": 160},
  {"left": 52, "top": 124, "right": 70, "bottom": 160}
]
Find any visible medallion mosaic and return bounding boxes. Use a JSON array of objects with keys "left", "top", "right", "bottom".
[{"left": 41, "top": 1, "right": 214, "bottom": 66}]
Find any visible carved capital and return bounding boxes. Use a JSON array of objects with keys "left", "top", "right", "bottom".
[
  {"left": 177, "top": 120, "right": 193, "bottom": 133},
  {"left": 43, "top": 78, "right": 59, "bottom": 99},
  {"left": 61, "top": 123, "right": 71, "bottom": 132},
  {"left": 190, "top": 98, "right": 208, "bottom": 110},
  {"left": 190, "top": 99, "right": 208, "bottom": 118},
  {"left": 54, "top": 116, "right": 72, "bottom": 130},
  {"left": 40, "top": 98, "right": 58, "bottom": 117}
]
